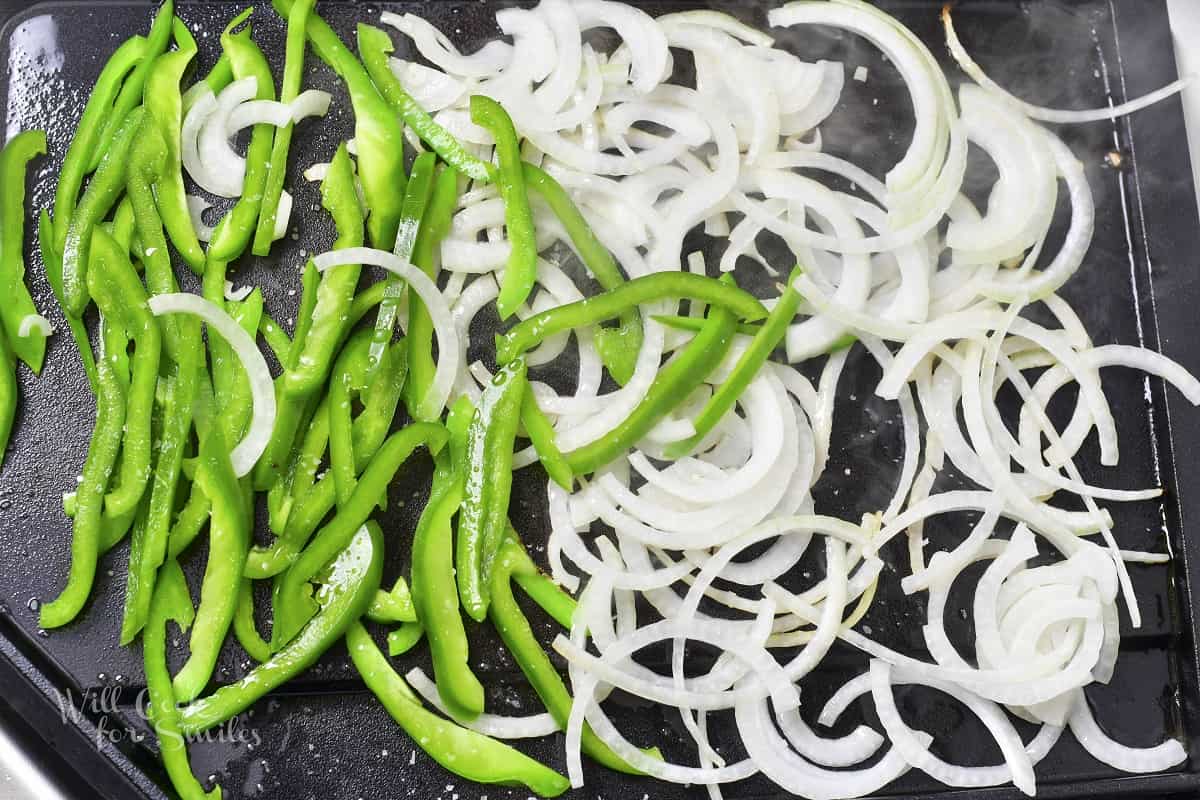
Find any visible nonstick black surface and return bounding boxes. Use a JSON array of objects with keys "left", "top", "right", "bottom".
[{"left": 2, "top": 1, "right": 1200, "bottom": 798}]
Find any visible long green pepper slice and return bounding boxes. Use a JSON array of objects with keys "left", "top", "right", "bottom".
[
  {"left": 172, "top": 428, "right": 251, "bottom": 703},
  {"left": 521, "top": 392, "right": 572, "bottom": 491},
  {"left": 61, "top": 107, "right": 145, "bottom": 318},
  {"left": 0, "top": 130, "right": 48, "bottom": 372},
  {"left": 357, "top": 25, "right": 495, "bottom": 182},
  {"left": 38, "top": 211, "right": 98, "bottom": 392},
  {"left": 144, "top": 560, "right": 218, "bottom": 800},
  {"left": 87, "top": 0, "right": 173, "bottom": 173},
  {"left": 469, "top": 95, "right": 536, "bottom": 320},
  {"left": 345, "top": 622, "right": 569, "bottom": 798},
  {"left": 496, "top": 272, "right": 767, "bottom": 365},
  {"left": 180, "top": 523, "right": 383, "bottom": 735},
  {"left": 566, "top": 299, "right": 738, "bottom": 476},
  {"left": 52, "top": 34, "right": 148, "bottom": 252},
  {"left": 273, "top": 0, "right": 406, "bottom": 248},
  {"left": 405, "top": 165, "right": 458, "bottom": 420},
  {"left": 457, "top": 359, "right": 527, "bottom": 621},
  {"left": 253, "top": 0, "right": 314, "bottom": 255},
  {"left": 523, "top": 162, "right": 642, "bottom": 385},
  {"left": 666, "top": 267, "right": 805, "bottom": 458},
  {"left": 271, "top": 423, "right": 448, "bottom": 647},
  {"left": 234, "top": 579, "right": 273, "bottom": 663},
  {"left": 143, "top": 17, "right": 204, "bottom": 272},
  {"left": 369, "top": 149, "right": 436, "bottom": 378},
  {"left": 208, "top": 9, "right": 278, "bottom": 263},
  {"left": 0, "top": 329, "right": 15, "bottom": 466},
  {"left": 40, "top": 318, "right": 126, "bottom": 629}
]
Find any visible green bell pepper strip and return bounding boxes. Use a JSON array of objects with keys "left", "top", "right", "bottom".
[
  {"left": 653, "top": 313, "right": 762, "bottom": 337},
  {"left": 566, "top": 298, "right": 738, "bottom": 476},
  {"left": 412, "top": 439, "right": 485, "bottom": 718},
  {"left": 143, "top": 20, "right": 204, "bottom": 272},
  {"left": 144, "top": 559, "right": 219, "bottom": 800},
  {"left": 366, "top": 577, "right": 417, "bottom": 624},
  {"left": 182, "top": 52, "right": 234, "bottom": 117},
  {"left": 284, "top": 143, "right": 364, "bottom": 395},
  {"left": 271, "top": 423, "right": 448, "bottom": 647},
  {"left": 665, "top": 267, "right": 804, "bottom": 459},
  {"left": 523, "top": 162, "right": 642, "bottom": 385},
  {"left": 172, "top": 428, "right": 251, "bottom": 703},
  {"left": 52, "top": 34, "right": 148, "bottom": 252},
  {"left": 99, "top": 503, "right": 140, "bottom": 554},
  {"left": 405, "top": 165, "right": 458, "bottom": 420},
  {"left": 386, "top": 621, "right": 425, "bottom": 656},
  {"left": 497, "top": 272, "right": 766, "bottom": 365},
  {"left": 87, "top": 0, "right": 173, "bottom": 173},
  {"left": 273, "top": 0, "right": 405, "bottom": 248},
  {"left": 489, "top": 535, "right": 647, "bottom": 774},
  {"left": 38, "top": 211, "right": 98, "bottom": 393},
  {"left": 87, "top": 229, "right": 161, "bottom": 519},
  {"left": 253, "top": 261, "right": 319, "bottom": 490},
  {"left": 253, "top": 0, "right": 314, "bottom": 256},
  {"left": 110, "top": 197, "right": 136, "bottom": 255},
  {"left": 119, "top": 462, "right": 159, "bottom": 644},
  {"left": 512, "top": 569, "right": 576, "bottom": 630},
  {"left": 207, "top": 10, "right": 278, "bottom": 263},
  {"left": 0, "top": 328, "right": 15, "bottom": 466},
  {"left": 357, "top": 24, "right": 494, "bottom": 182},
  {"left": 345, "top": 621, "right": 570, "bottom": 798},
  {"left": 234, "top": 579, "right": 273, "bottom": 663},
  {"left": 520, "top": 392, "right": 572, "bottom": 491},
  {"left": 349, "top": 281, "right": 386, "bottom": 326},
  {"left": 0, "top": 129, "right": 48, "bottom": 372},
  {"left": 167, "top": 485, "right": 210, "bottom": 559},
  {"left": 468, "top": 95, "right": 535, "bottom": 320},
  {"left": 179, "top": 522, "right": 383, "bottom": 735},
  {"left": 457, "top": 358, "right": 527, "bottom": 622},
  {"left": 369, "top": 149, "right": 436, "bottom": 379},
  {"left": 258, "top": 314, "right": 292, "bottom": 363},
  {"left": 267, "top": 392, "right": 325, "bottom": 535},
  {"left": 61, "top": 106, "right": 145, "bottom": 319},
  {"left": 40, "top": 317, "right": 126, "bottom": 629}
]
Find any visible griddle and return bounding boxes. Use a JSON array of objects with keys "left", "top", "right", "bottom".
[{"left": 2, "top": 1, "right": 1200, "bottom": 798}]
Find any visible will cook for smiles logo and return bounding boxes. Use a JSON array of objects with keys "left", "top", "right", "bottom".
[{"left": 52, "top": 685, "right": 261, "bottom": 748}]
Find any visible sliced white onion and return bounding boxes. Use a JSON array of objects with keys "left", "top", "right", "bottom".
[
  {"left": 404, "top": 668, "right": 558, "bottom": 739},
  {"left": 17, "top": 314, "right": 53, "bottom": 338}
]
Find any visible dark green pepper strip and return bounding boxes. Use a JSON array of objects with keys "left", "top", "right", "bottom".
[
  {"left": 386, "top": 621, "right": 425, "bottom": 656},
  {"left": 368, "top": 149, "right": 436, "bottom": 378},
  {"left": 0, "top": 129, "right": 48, "bottom": 372},
  {"left": 357, "top": 24, "right": 494, "bottom": 182},
  {"left": 457, "top": 359, "right": 527, "bottom": 621},
  {"left": 0, "top": 328, "right": 15, "bottom": 466},
  {"left": 88, "top": 229, "right": 161, "bottom": 519},
  {"left": 52, "top": 34, "right": 148, "bottom": 252},
  {"left": 179, "top": 522, "right": 383, "bottom": 735},
  {"left": 273, "top": 0, "right": 405, "bottom": 248},
  {"left": 144, "top": 559, "right": 218, "bottom": 800},
  {"left": 405, "top": 166, "right": 458, "bottom": 420},
  {"left": 172, "top": 428, "right": 250, "bottom": 703},
  {"left": 234, "top": 579, "right": 273, "bottom": 663},
  {"left": 520, "top": 392, "right": 572, "bottom": 491},
  {"left": 143, "top": 19, "right": 203, "bottom": 273},
  {"left": 253, "top": 0, "right": 314, "bottom": 256},
  {"left": 38, "top": 211, "right": 98, "bottom": 393},
  {"left": 208, "top": 10, "right": 278, "bottom": 263},
  {"left": 167, "top": 485, "right": 210, "bottom": 559},
  {"left": 345, "top": 621, "right": 570, "bottom": 798},
  {"left": 566, "top": 298, "right": 738, "bottom": 476},
  {"left": 366, "top": 577, "right": 416, "bottom": 624},
  {"left": 653, "top": 314, "right": 762, "bottom": 337},
  {"left": 489, "top": 535, "right": 647, "bottom": 774},
  {"left": 665, "top": 267, "right": 804, "bottom": 459},
  {"left": 469, "top": 95, "right": 535, "bottom": 321},
  {"left": 254, "top": 261, "right": 319, "bottom": 490},
  {"left": 496, "top": 272, "right": 766, "bottom": 365},
  {"left": 40, "top": 317, "right": 126, "bottom": 629},
  {"left": 285, "top": 143, "right": 364, "bottom": 396},
  {"left": 271, "top": 423, "right": 448, "bottom": 647},
  {"left": 523, "top": 162, "right": 642, "bottom": 385},
  {"left": 62, "top": 107, "right": 144, "bottom": 318},
  {"left": 87, "top": 0, "right": 173, "bottom": 173},
  {"left": 258, "top": 313, "right": 292, "bottom": 363}
]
